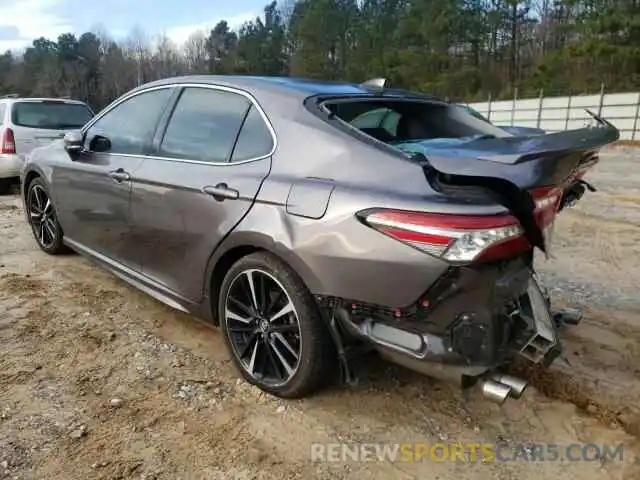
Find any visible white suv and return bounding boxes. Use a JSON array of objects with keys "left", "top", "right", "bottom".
[{"left": 0, "top": 94, "right": 94, "bottom": 193}]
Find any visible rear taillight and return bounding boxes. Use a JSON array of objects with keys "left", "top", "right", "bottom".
[
  {"left": 360, "top": 187, "right": 563, "bottom": 264},
  {"left": 530, "top": 186, "right": 562, "bottom": 228},
  {"left": 359, "top": 209, "right": 528, "bottom": 264},
  {"left": 1, "top": 128, "right": 16, "bottom": 154}
]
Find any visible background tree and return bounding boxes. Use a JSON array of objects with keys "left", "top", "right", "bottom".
[{"left": 0, "top": 0, "right": 637, "bottom": 110}]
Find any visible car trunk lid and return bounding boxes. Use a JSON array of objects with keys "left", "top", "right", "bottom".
[
  {"left": 407, "top": 123, "right": 619, "bottom": 254},
  {"left": 405, "top": 124, "right": 617, "bottom": 188}
]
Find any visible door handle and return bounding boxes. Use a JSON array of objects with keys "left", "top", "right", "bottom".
[
  {"left": 202, "top": 183, "right": 240, "bottom": 201},
  {"left": 108, "top": 169, "right": 130, "bottom": 183}
]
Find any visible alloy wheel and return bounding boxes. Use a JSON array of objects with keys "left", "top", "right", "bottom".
[
  {"left": 224, "top": 268, "right": 302, "bottom": 386},
  {"left": 28, "top": 184, "right": 58, "bottom": 249}
]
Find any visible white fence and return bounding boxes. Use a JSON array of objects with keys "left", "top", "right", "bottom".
[{"left": 468, "top": 89, "right": 640, "bottom": 140}]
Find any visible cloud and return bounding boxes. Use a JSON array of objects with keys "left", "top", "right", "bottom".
[
  {"left": 0, "top": 0, "right": 73, "bottom": 52},
  {"left": 165, "top": 11, "right": 259, "bottom": 47}
]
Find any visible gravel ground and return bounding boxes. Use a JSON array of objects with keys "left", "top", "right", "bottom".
[
  {"left": 1, "top": 146, "right": 639, "bottom": 479},
  {"left": 535, "top": 146, "right": 640, "bottom": 312}
]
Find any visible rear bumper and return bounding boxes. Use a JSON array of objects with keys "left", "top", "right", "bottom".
[
  {"left": 328, "top": 258, "right": 562, "bottom": 392},
  {"left": 0, "top": 153, "right": 23, "bottom": 179}
]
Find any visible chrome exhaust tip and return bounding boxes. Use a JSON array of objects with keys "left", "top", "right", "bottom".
[
  {"left": 480, "top": 379, "right": 512, "bottom": 404},
  {"left": 490, "top": 374, "right": 528, "bottom": 399}
]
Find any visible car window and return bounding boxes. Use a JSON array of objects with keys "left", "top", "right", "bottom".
[
  {"left": 350, "top": 107, "right": 400, "bottom": 137},
  {"left": 380, "top": 110, "right": 401, "bottom": 135},
  {"left": 11, "top": 101, "right": 93, "bottom": 130},
  {"left": 85, "top": 88, "right": 174, "bottom": 155},
  {"left": 463, "top": 105, "right": 490, "bottom": 123},
  {"left": 230, "top": 105, "right": 274, "bottom": 162},
  {"left": 0, "top": 103, "right": 5, "bottom": 123},
  {"left": 159, "top": 87, "right": 251, "bottom": 163},
  {"left": 350, "top": 108, "right": 390, "bottom": 129}
]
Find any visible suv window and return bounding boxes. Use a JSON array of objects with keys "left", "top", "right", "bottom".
[
  {"left": 0, "top": 103, "right": 5, "bottom": 123},
  {"left": 86, "top": 88, "right": 174, "bottom": 155},
  {"left": 230, "top": 105, "right": 274, "bottom": 162},
  {"left": 159, "top": 87, "right": 251, "bottom": 163},
  {"left": 11, "top": 101, "right": 93, "bottom": 130}
]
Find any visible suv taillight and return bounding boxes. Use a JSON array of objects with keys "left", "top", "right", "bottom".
[
  {"left": 1, "top": 128, "right": 16, "bottom": 154},
  {"left": 359, "top": 187, "right": 562, "bottom": 265}
]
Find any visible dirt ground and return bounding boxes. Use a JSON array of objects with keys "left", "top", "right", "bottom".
[{"left": 1, "top": 146, "right": 640, "bottom": 480}]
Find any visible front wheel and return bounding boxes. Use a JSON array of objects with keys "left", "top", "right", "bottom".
[
  {"left": 218, "top": 252, "right": 337, "bottom": 398},
  {"left": 26, "top": 178, "right": 67, "bottom": 255}
]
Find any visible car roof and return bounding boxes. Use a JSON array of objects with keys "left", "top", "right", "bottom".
[
  {"left": 0, "top": 97, "right": 89, "bottom": 106},
  {"left": 129, "top": 75, "right": 442, "bottom": 101}
]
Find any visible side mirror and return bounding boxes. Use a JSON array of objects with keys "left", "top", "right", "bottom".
[
  {"left": 89, "top": 135, "right": 111, "bottom": 153},
  {"left": 63, "top": 130, "right": 84, "bottom": 153}
]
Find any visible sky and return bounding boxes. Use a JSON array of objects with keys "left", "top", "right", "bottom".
[{"left": 0, "top": 0, "right": 265, "bottom": 52}]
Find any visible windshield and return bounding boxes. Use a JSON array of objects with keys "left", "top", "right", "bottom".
[{"left": 11, "top": 101, "right": 94, "bottom": 130}]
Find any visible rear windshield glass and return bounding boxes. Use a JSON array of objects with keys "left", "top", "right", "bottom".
[
  {"left": 323, "top": 99, "right": 511, "bottom": 150},
  {"left": 11, "top": 101, "right": 94, "bottom": 130}
]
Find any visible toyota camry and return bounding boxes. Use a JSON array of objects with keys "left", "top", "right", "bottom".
[{"left": 20, "top": 76, "right": 619, "bottom": 402}]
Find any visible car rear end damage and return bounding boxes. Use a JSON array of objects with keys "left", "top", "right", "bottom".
[
  {"left": 308, "top": 95, "right": 619, "bottom": 402},
  {"left": 322, "top": 255, "right": 562, "bottom": 403}
]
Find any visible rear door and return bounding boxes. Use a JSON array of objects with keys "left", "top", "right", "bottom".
[
  {"left": 129, "top": 85, "right": 275, "bottom": 302},
  {"left": 52, "top": 87, "right": 177, "bottom": 271},
  {"left": 10, "top": 100, "right": 94, "bottom": 157}
]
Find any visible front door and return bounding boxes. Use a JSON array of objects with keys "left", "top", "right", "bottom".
[
  {"left": 129, "top": 85, "right": 275, "bottom": 302},
  {"left": 52, "top": 86, "right": 176, "bottom": 270}
]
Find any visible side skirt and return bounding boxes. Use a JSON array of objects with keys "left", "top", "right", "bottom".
[{"left": 63, "top": 237, "right": 203, "bottom": 317}]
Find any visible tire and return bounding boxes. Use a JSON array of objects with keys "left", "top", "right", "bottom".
[
  {"left": 26, "top": 177, "right": 67, "bottom": 255},
  {"left": 218, "top": 251, "right": 337, "bottom": 398}
]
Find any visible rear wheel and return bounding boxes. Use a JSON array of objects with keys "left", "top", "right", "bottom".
[
  {"left": 26, "top": 178, "right": 67, "bottom": 255},
  {"left": 218, "top": 252, "right": 336, "bottom": 398}
]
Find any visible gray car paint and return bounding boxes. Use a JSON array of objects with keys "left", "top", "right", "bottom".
[{"left": 21, "top": 75, "right": 617, "bottom": 328}]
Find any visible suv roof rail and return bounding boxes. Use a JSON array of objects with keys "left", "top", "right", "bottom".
[{"left": 0, "top": 93, "right": 19, "bottom": 99}]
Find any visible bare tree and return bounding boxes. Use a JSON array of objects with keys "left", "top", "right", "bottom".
[
  {"left": 125, "top": 26, "right": 151, "bottom": 86},
  {"left": 183, "top": 31, "right": 209, "bottom": 73}
]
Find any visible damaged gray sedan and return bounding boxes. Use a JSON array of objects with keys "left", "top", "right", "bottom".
[{"left": 20, "top": 76, "right": 618, "bottom": 402}]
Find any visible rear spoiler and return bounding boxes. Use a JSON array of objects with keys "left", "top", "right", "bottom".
[
  {"left": 477, "top": 123, "right": 619, "bottom": 165},
  {"left": 420, "top": 115, "right": 619, "bottom": 171}
]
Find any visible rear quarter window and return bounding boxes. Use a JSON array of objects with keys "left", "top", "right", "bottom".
[
  {"left": 230, "top": 106, "right": 274, "bottom": 162},
  {"left": 0, "top": 103, "right": 5, "bottom": 124},
  {"left": 11, "top": 101, "right": 94, "bottom": 130}
]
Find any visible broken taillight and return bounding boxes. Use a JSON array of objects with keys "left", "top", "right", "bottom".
[
  {"left": 531, "top": 186, "right": 562, "bottom": 228},
  {"left": 0, "top": 128, "right": 16, "bottom": 154},
  {"left": 531, "top": 186, "right": 562, "bottom": 257}
]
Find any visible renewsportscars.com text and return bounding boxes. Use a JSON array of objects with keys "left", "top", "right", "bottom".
[{"left": 310, "top": 442, "right": 625, "bottom": 463}]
